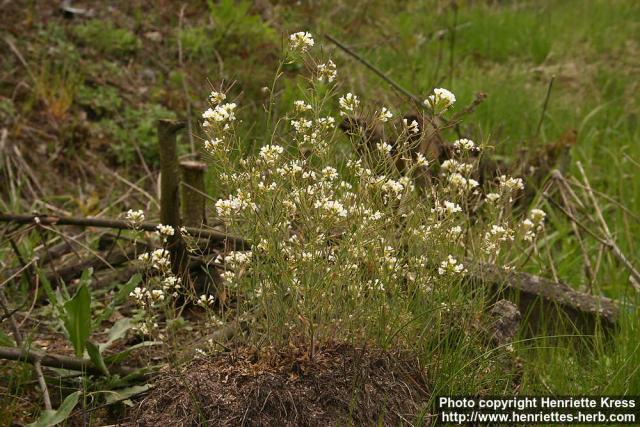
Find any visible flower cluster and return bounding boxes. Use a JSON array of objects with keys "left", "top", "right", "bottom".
[
  {"left": 438, "top": 255, "right": 466, "bottom": 275},
  {"left": 453, "top": 138, "right": 479, "bottom": 152},
  {"left": 125, "top": 209, "right": 145, "bottom": 227},
  {"left": 424, "top": 87, "right": 456, "bottom": 113},
  {"left": 195, "top": 33, "right": 540, "bottom": 349},
  {"left": 202, "top": 102, "right": 237, "bottom": 128},
  {"left": 522, "top": 208, "right": 546, "bottom": 241},
  {"left": 317, "top": 60, "right": 337, "bottom": 83},
  {"left": 215, "top": 190, "right": 257, "bottom": 218},
  {"left": 289, "top": 31, "right": 314, "bottom": 53},
  {"left": 376, "top": 107, "right": 393, "bottom": 123},
  {"left": 339, "top": 93, "right": 360, "bottom": 116}
]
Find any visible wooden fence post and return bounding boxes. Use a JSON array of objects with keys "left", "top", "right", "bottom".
[
  {"left": 157, "top": 119, "right": 187, "bottom": 275},
  {"left": 180, "top": 161, "right": 207, "bottom": 228}
]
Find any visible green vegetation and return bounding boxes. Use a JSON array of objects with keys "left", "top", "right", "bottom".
[
  {"left": 1, "top": 0, "right": 639, "bottom": 424},
  {"left": 73, "top": 20, "right": 138, "bottom": 56}
]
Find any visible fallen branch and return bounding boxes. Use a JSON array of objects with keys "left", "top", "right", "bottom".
[
  {"left": 0, "top": 213, "right": 248, "bottom": 248},
  {"left": 470, "top": 263, "right": 619, "bottom": 328},
  {"left": 0, "top": 345, "right": 146, "bottom": 377}
]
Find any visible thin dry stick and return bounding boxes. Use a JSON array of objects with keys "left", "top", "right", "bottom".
[
  {"left": 0, "top": 346, "right": 145, "bottom": 377},
  {"left": 0, "top": 268, "right": 51, "bottom": 410},
  {"left": 0, "top": 213, "right": 247, "bottom": 246},
  {"left": 178, "top": 4, "right": 196, "bottom": 156},
  {"left": 553, "top": 173, "right": 596, "bottom": 289},
  {"left": 96, "top": 164, "right": 160, "bottom": 209},
  {"left": 447, "top": 1, "right": 459, "bottom": 88},
  {"left": 34, "top": 358, "right": 52, "bottom": 410},
  {"left": 576, "top": 162, "right": 640, "bottom": 290},
  {"left": 39, "top": 225, "right": 115, "bottom": 271},
  {"left": 543, "top": 187, "right": 640, "bottom": 292},
  {"left": 325, "top": 34, "right": 423, "bottom": 105},
  {"left": 0, "top": 289, "right": 23, "bottom": 343},
  {"left": 568, "top": 177, "right": 640, "bottom": 224},
  {"left": 535, "top": 74, "right": 555, "bottom": 138}
]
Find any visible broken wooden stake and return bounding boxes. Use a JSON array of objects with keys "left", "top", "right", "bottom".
[
  {"left": 180, "top": 160, "right": 207, "bottom": 228},
  {"left": 157, "top": 119, "right": 188, "bottom": 275}
]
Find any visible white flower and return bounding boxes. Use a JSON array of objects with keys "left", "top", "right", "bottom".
[
  {"left": 209, "top": 91, "right": 226, "bottom": 105},
  {"left": 377, "top": 107, "right": 393, "bottom": 122},
  {"left": 448, "top": 173, "right": 478, "bottom": 191},
  {"left": 129, "top": 286, "right": 148, "bottom": 303},
  {"left": 482, "top": 225, "right": 514, "bottom": 253},
  {"left": 125, "top": 209, "right": 145, "bottom": 225},
  {"left": 202, "top": 102, "right": 237, "bottom": 127},
  {"left": 321, "top": 166, "right": 339, "bottom": 181},
  {"left": 162, "top": 275, "right": 182, "bottom": 291},
  {"left": 447, "top": 225, "right": 463, "bottom": 239},
  {"left": 402, "top": 118, "right": 420, "bottom": 134},
  {"left": 338, "top": 93, "right": 360, "bottom": 116},
  {"left": 317, "top": 60, "right": 337, "bottom": 82},
  {"left": 486, "top": 193, "right": 500, "bottom": 203},
  {"left": 381, "top": 178, "right": 405, "bottom": 199},
  {"left": 438, "top": 255, "right": 466, "bottom": 275},
  {"left": 433, "top": 200, "right": 462, "bottom": 216},
  {"left": 157, "top": 224, "right": 175, "bottom": 236},
  {"left": 198, "top": 294, "right": 215, "bottom": 307},
  {"left": 215, "top": 191, "right": 257, "bottom": 217},
  {"left": 453, "top": 138, "right": 478, "bottom": 151},
  {"left": 151, "top": 289, "right": 165, "bottom": 302},
  {"left": 148, "top": 249, "right": 171, "bottom": 270},
  {"left": 316, "top": 117, "right": 335, "bottom": 128},
  {"left": 204, "top": 138, "right": 223, "bottom": 154},
  {"left": 259, "top": 144, "right": 284, "bottom": 165},
  {"left": 522, "top": 209, "right": 546, "bottom": 241},
  {"left": 529, "top": 209, "right": 546, "bottom": 224},
  {"left": 291, "top": 119, "right": 313, "bottom": 134},
  {"left": 424, "top": 87, "right": 456, "bottom": 112},
  {"left": 289, "top": 31, "right": 314, "bottom": 53},
  {"left": 220, "top": 251, "right": 252, "bottom": 269},
  {"left": 376, "top": 141, "right": 393, "bottom": 155},
  {"left": 499, "top": 175, "right": 525, "bottom": 192},
  {"left": 314, "top": 199, "right": 348, "bottom": 218},
  {"left": 293, "top": 100, "right": 312, "bottom": 113},
  {"left": 415, "top": 153, "right": 429, "bottom": 168}
]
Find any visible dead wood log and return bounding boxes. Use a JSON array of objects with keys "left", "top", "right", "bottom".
[
  {"left": 45, "top": 242, "right": 146, "bottom": 286},
  {"left": 468, "top": 263, "right": 619, "bottom": 332}
]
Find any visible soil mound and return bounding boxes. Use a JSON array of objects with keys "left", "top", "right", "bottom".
[{"left": 134, "top": 343, "right": 429, "bottom": 426}]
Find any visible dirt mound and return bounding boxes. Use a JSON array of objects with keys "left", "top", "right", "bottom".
[{"left": 133, "top": 343, "right": 429, "bottom": 426}]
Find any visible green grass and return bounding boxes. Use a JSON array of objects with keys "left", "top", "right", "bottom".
[{"left": 1, "top": 0, "right": 640, "bottom": 423}]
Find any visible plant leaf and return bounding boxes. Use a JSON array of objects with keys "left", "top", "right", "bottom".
[
  {"left": 26, "top": 391, "right": 81, "bottom": 427},
  {"left": 96, "top": 274, "right": 141, "bottom": 324},
  {"left": 104, "top": 384, "right": 151, "bottom": 405},
  {"left": 99, "top": 317, "right": 134, "bottom": 352},
  {"left": 62, "top": 283, "right": 91, "bottom": 357},
  {"left": 86, "top": 340, "right": 109, "bottom": 376},
  {"left": 104, "top": 341, "right": 162, "bottom": 364}
]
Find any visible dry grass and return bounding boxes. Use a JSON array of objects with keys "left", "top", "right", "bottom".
[{"left": 134, "top": 342, "right": 429, "bottom": 426}]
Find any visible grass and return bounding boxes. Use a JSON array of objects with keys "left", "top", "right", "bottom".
[{"left": 1, "top": 0, "right": 639, "bottom": 424}]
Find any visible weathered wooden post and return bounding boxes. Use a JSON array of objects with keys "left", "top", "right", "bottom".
[
  {"left": 180, "top": 160, "right": 207, "bottom": 228},
  {"left": 157, "top": 119, "right": 187, "bottom": 275}
]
